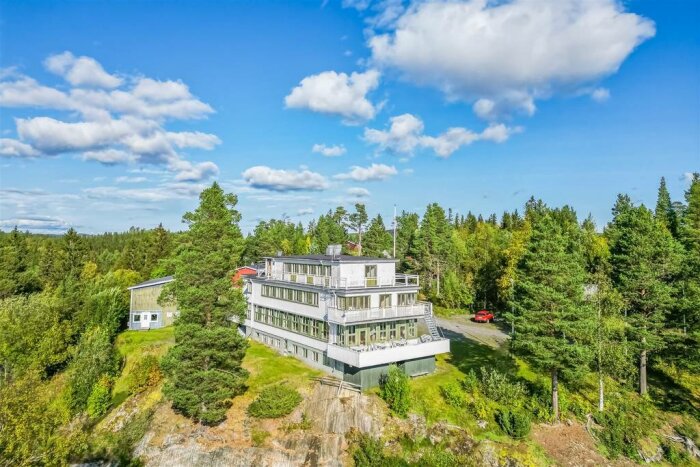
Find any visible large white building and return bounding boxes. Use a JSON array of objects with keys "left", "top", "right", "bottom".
[{"left": 242, "top": 248, "right": 450, "bottom": 388}]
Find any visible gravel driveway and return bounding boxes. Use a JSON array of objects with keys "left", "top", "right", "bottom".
[{"left": 436, "top": 314, "right": 510, "bottom": 348}]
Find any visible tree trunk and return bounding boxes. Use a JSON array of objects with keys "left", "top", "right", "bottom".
[
  {"left": 551, "top": 369, "right": 560, "bottom": 423},
  {"left": 639, "top": 347, "right": 648, "bottom": 395},
  {"left": 598, "top": 375, "right": 604, "bottom": 412}
]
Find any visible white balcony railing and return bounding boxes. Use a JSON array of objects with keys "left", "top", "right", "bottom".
[
  {"left": 327, "top": 303, "right": 426, "bottom": 324},
  {"left": 327, "top": 338, "right": 450, "bottom": 368},
  {"left": 259, "top": 271, "right": 419, "bottom": 289}
]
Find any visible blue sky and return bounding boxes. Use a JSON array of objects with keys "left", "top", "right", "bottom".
[{"left": 0, "top": 0, "right": 698, "bottom": 234}]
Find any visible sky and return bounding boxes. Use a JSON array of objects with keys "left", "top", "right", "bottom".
[{"left": 0, "top": 0, "right": 698, "bottom": 234}]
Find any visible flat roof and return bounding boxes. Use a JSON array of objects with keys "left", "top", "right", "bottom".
[
  {"left": 264, "top": 254, "right": 397, "bottom": 263},
  {"left": 128, "top": 275, "right": 174, "bottom": 290}
]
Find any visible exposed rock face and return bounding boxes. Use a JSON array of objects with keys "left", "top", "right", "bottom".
[{"left": 134, "top": 383, "right": 385, "bottom": 467}]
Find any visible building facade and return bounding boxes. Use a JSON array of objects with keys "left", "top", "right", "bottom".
[
  {"left": 242, "top": 252, "right": 450, "bottom": 388},
  {"left": 127, "top": 276, "right": 177, "bottom": 330}
]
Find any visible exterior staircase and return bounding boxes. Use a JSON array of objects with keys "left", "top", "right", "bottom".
[{"left": 423, "top": 302, "right": 442, "bottom": 339}]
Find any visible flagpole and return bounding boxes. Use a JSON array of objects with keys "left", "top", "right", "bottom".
[{"left": 393, "top": 204, "right": 397, "bottom": 258}]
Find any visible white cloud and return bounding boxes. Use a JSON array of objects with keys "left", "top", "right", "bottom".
[
  {"left": 0, "top": 138, "right": 40, "bottom": 157},
  {"left": 369, "top": 0, "right": 655, "bottom": 118},
  {"left": 0, "top": 53, "right": 219, "bottom": 182},
  {"left": 242, "top": 166, "right": 329, "bottom": 191},
  {"left": 591, "top": 87, "right": 611, "bottom": 103},
  {"left": 297, "top": 207, "right": 314, "bottom": 215},
  {"left": 334, "top": 163, "right": 397, "bottom": 181},
  {"left": 83, "top": 182, "right": 203, "bottom": 203},
  {"left": 347, "top": 187, "right": 371, "bottom": 198},
  {"left": 312, "top": 143, "right": 347, "bottom": 157},
  {"left": 115, "top": 176, "right": 148, "bottom": 183},
  {"left": 364, "top": 113, "right": 517, "bottom": 157},
  {"left": 45, "top": 51, "right": 123, "bottom": 88},
  {"left": 284, "top": 69, "right": 381, "bottom": 124},
  {"left": 0, "top": 215, "right": 70, "bottom": 232}
]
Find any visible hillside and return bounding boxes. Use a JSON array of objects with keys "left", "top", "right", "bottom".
[{"left": 80, "top": 317, "right": 699, "bottom": 466}]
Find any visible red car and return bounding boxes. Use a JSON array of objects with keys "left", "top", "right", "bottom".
[{"left": 474, "top": 310, "right": 494, "bottom": 323}]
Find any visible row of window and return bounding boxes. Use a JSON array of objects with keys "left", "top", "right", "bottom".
[
  {"left": 261, "top": 284, "right": 319, "bottom": 306},
  {"left": 337, "top": 319, "right": 418, "bottom": 346},
  {"left": 132, "top": 313, "right": 159, "bottom": 322},
  {"left": 284, "top": 262, "right": 332, "bottom": 276},
  {"left": 254, "top": 331, "right": 325, "bottom": 365},
  {"left": 336, "top": 292, "right": 418, "bottom": 310},
  {"left": 254, "top": 305, "right": 329, "bottom": 341}
]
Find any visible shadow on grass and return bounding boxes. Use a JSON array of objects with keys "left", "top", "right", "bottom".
[
  {"left": 648, "top": 367, "right": 700, "bottom": 419},
  {"left": 440, "top": 328, "right": 519, "bottom": 378}
]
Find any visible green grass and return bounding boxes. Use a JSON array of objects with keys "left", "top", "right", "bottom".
[
  {"left": 242, "top": 341, "right": 323, "bottom": 395},
  {"left": 433, "top": 306, "right": 469, "bottom": 318},
  {"left": 112, "top": 327, "right": 175, "bottom": 406}
]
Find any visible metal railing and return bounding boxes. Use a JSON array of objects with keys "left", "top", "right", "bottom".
[
  {"left": 258, "top": 271, "right": 420, "bottom": 289},
  {"left": 327, "top": 303, "right": 425, "bottom": 324}
]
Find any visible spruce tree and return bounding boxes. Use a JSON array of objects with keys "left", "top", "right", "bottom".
[
  {"left": 510, "top": 211, "right": 593, "bottom": 421},
  {"left": 160, "top": 183, "right": 249, "bottom": 425},
  {"left": 655, "top": 177, "right": 678, "bottom": 235},
  {"left": 606, "top": 196, "right": 681, "bottom": 395},
  {"left": 363, "top": 214, "right": 392, "bottom": 257}
]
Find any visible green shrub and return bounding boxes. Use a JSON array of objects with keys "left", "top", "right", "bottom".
[
  {"left": 248, "top": 384, "right": 302, "bottom": 419},
  {"left": 86, "top": 375, "right": 113, "bottom": 418},
  {"left": 592, "top": 397, "right": 657, "bottom": 459},
  {"left": 127, "top": 354, "right": 162, "bottom": 394},
  {"left": 479, "top": 367, "right": 526, "bottom": 405},
  {"left": 461, "top": 369, "right": 479, "bottom": 393},
  {"left": 440, "top": 382, "right": 466, "bottom": 408},
  {"left": 662, "top": 441, "right": 690, "bottom": 465},
  {"left": 251, "top": 429, "right": 270, "bottom": 447},
  {"left": 495, "top": 409, "right": 531, "bottom": 439},
  {"left": 380, "top": 365, "right": 411, "bottom": 417},
  {"left": 351, "top": 433, "right": 408, "bottom": 467},
  {"left": 420, "top": 447, "right": 459, "bottom": 466}
]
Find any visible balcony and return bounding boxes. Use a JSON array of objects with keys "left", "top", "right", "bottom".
[
  {"left": 327, "top": 302, "right": 428, "bottom": 324},
  {"left": 258, "top": 271, "right": 419, "bottom": 289},
  {"left": 327, "top": 337, "right": 450, "bottom": 368}
]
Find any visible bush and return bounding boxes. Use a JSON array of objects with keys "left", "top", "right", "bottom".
[
  {"left": 461, "top": 369, "right": 479, "bottom": 393},
  {"left": 351, "top": 433, "right": 408, "bottom": 467},
  {"left": 380, "top": 365, "right": 411, "bottom": 417},
  {"left": 479, "top": 367, "right": 526, "bottom": 405},
  {"left": 251, "top": 429, "right": 270, "bottom": 447},
  {"left": 592, "top": 397, "right": 657, "bottom": 459},
  {"left": 440, "top": 382, "right": 466, "bottom": 408},
  {"left": 127, "top": 354, "right": 162, "bottom": 394},
  {"left": 495, "top": 409, "right": 531, "bottom": 439},
  {"left": 248, "top": 384, "right": 302, "bottom": 419},
  {"left": 663, "top": 441, "right": 690, "bottom": 465},
  {"left": 86, "top": 375, "right": 113, "bottom": 418}
]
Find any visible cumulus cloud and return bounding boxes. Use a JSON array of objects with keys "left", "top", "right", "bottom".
[
  {"left": 297, "top": 207, "right": 315, "bottom": 215},
  {"left": 242, "top": 166, "right": 329, "bottom": 192},
  {"left": 369, "top": 0, "right": 655, "bottom": 118},
  {"left": 45, "top": 51, "right": 123, "bottom": 88},
  {"left": 347, "top": 187, "right": 371, "bottom": 198},
  {"left": 312, "top": 143, "right": 347, "bottom": 157},
  {"left": 591, "top": 87, "right": 611, "bottom": 103},
  {"left": 0, "top": 138, "right": 40, "bottom": 157},
  {"left": 334, "top": 163, "right": 397, "bottom": 181},
  {"left": 115, "top": 176, "right": 148, "bottom": 183},
  {"left": 83, "top": 182, "right": 204, "bottom": 203},
  {"left": 0, "top": 53, "right": 220, "bottom": 182},
  {"left": 0, "top": 215, "right": 71, "bottom": 232},
  {"left": 284, "top": 69, "right": 381, "bottom": 124},
  {"left": 364, "top": 113, "right": 517, "bottom": 157}
]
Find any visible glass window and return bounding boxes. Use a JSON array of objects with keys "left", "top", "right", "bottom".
[
  {"left": 133, "top": 314, "right": 141, "bottom": 322},
  {"left": 379, "top": 294, "right": 392, "bottom": 308},
  {"left": 151, "top": 314, "right": 158, "bottom": 321},
  {"left": 365, "top": 265, "right": 377, "bottom": 286},
  {"left": 398, "top": 293, "right": 417, "bottom": 306}
]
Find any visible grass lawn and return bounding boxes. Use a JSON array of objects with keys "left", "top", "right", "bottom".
[
  {"left": 112, "top": 327, "right": 175, "bottom": 406},
  {"left": 242, "top": 340, "right": 323, "bottom": 395}
]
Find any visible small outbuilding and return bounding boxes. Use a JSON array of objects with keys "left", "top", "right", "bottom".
[{"left": 127, "top": 276, "right": 177, "bottom": 330}]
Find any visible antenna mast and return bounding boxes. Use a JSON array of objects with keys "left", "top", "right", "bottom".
[{"left": 393, "top": 204, "right": 397, "bottom": 258}]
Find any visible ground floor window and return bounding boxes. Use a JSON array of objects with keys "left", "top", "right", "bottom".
[
  {"left": 151, "top": 314, "right": 158, "bottom": 321},
  {"left": 133, "top": 314, "right": 141, "bottom": 322}
]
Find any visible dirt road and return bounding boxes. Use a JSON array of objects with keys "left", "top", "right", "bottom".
[{"left": 435, "top": 314, "right": 509, "bottom": 348}]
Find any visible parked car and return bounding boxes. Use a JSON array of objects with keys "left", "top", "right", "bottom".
[{"left": 474, "top": 310, "right": 494, "bottom": 323}]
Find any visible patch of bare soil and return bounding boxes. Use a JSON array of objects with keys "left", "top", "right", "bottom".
[{"left": 531, "top": 422, "right": 637, "bottom": 467}]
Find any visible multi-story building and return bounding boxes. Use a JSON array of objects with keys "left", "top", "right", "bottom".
[
  {"left": 242, "top": 248, "right": 450, "bottom": 388},
  {"left": 127, "top": 276, "right": 177, "bottom": 330}
]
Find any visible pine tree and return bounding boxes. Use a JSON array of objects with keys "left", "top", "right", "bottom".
[
  {"left": 606, "top": 196, "right": 682, "bottom": 395},
  {"left": 655, "top": 177, "right": 678, "bottom": 235},
  {"left": 510, "top": 211, "right": 593, "bottom": 421},
  {"left": 346, "top": 204, "right": 368, "bottom": 254},
  {"left": 363, "top": 214, "right": 392, "bottom": 257},
  {"left": 160, "top": 182, "right": 249, "bottom": 425}
]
